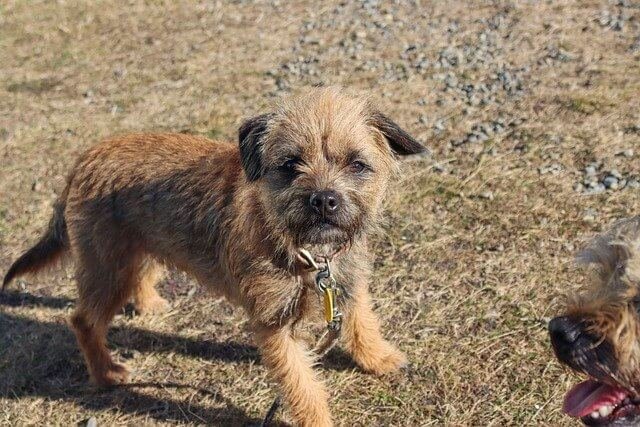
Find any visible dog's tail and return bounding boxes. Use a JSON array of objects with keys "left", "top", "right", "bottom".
[{"left": 2, "top": 195, "right": 70, "bottom": 291}]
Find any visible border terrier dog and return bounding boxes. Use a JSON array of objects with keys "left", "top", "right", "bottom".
[
  {"left": 3, "top": 87, "right": 425, "bottom": 426},
  {"left": 550, "top": 217, "right": 640, "bottom": 426}
]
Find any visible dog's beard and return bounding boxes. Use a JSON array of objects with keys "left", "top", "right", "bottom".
[
  {"left": 289, "top": 211, "right": 365, "bottom": 248},
  {"left": 297, "top": 220, "right": 349, "bottom": 243},
  {"left": 272, "top": 199, "right": 363, "bottom": 246}
]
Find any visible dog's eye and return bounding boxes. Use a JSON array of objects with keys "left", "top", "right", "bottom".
[
  {"left": 350, "top": 161, "right": 370, "bottom": 174},
  {"left": 279, "top": 158, "right": 301, "bottom": 173}
]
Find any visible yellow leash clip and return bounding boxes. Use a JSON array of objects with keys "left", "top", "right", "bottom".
[
  {"left": 315, "top": 258, "right": 342, "bottom": 331},
  {"left": 298, "top": 249, "right": 343, "bottom": 331},
  {"left": 323, "top": 287, "right": 336, "bottom": 323}
]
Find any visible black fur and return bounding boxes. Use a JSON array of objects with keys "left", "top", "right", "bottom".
[
  {"left": 238, "top": 113, "right": 273, "bottom": 181},
  {"left": 370, "top": 112, "right": 426, "bottom": 156}
]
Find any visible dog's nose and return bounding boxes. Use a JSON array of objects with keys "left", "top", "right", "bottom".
[
  {"left": 549, "top": 316, "right": 587, "bottom": 363},
  {"left": 309, "top": 191, "right": 340, "bottom": 216},
  {"left": 549, "top": 316, "right": 582, "bottom": 346}
]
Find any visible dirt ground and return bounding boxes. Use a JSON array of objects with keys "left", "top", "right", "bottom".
[{"left": 1, "top": 0, "right": 639, "bottom": 425}]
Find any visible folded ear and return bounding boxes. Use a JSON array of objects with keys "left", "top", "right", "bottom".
[
  {"left": 370, "top": 111, "right": 426, "bottom": 155},
  {"left": 238, "top": 113, "right": 273, "bottom": 181}
]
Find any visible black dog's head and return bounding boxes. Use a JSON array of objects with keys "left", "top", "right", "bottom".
[{"left": 549, "top": 217, "right": 640, "bottom": 426}]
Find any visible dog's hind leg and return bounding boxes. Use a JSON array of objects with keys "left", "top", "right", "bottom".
[
  {"left": 69, "top": 244, "right": 143, "bottom": 387},
  {"left": 132, "top": 257, "right": 168, "bottom": 315}
]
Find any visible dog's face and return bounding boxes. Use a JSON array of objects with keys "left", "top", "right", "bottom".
[
  {"left": 549, "top": 218, "right": 640, "bottom": 426},
  {"left": 238, "top": 88, "right": 425, "bottom": 249}
]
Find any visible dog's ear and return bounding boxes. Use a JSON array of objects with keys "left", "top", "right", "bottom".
[
  {"left": 238, "top": 113, "right": 273, "bottom": 181},
  {"left": 370, "top": 111, "right": 426, "bottom": 155}
]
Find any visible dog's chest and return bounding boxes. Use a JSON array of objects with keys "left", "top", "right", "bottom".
[{"left": 248, "top": 251, "right": 358, "bottom": 327}]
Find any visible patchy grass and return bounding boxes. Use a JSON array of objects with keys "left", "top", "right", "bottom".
[
  {"left": 6, "top": 77, "right": 61, "bottom": 94},
  {"left": 0, "top": 209, "right": 8, "bottom": 245},
  {"left": 563, "top": 97, "right": 610, "bottom": 115},
  {"left": 205, "top": 127, "right": 226, "bottom": 140},
  {"left": 1, "top": 1, "right": 640, "bottom": 426}
]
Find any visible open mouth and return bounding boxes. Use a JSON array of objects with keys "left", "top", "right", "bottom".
[{"left": 564, "top": 379, "right": 640, "bottom": 425}]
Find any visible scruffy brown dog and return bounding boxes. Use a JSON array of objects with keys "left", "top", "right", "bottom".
[
  {"left": 550, "top": 217, "right": 640, "bottom": 426},
  {"left": 3, "top": 87, "right": 425, "bottom": 426}
]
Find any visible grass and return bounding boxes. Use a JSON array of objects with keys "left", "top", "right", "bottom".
[
  {"left": 1, "top": 0, "right": 640, "bottom": 426},
  {"left": 564, "top": 97, "right": 609, "bottom": 115},
  {"left": 6, "top": 77, "right": 61, "bottom": 94}
]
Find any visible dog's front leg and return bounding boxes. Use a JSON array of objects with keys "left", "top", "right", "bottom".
[
  {"left": 342, "top": 280, "right": 407, "bottom": 375},
  {"left": 254, "top": 324, "right": 332, "bottom": 427}
]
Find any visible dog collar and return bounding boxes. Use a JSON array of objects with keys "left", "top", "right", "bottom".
[{"left": 295, "top": 244, "right": 346, "bottom": 270}]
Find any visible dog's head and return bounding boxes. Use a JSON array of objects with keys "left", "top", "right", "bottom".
[
  {"left": 238, "top": 87, "right": 425, "bottom": 250},
  {"left": 549, "top": 217, "right": 640, "bottom": 426}
]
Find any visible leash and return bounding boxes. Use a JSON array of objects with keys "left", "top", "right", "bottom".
[{"left": 260, "top": 249, "right": 343, "bottom": 426}]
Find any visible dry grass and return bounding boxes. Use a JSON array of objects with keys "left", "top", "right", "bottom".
[{"left": 1, "top": 0, "right": 640, "bottom": 425}]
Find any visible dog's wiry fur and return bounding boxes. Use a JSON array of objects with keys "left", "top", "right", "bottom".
[
  {"left": 3, "top": 87, "right": 424, "bottom": 426},
  {"left": 566, "top": 217, "right": 640, "bottom": 391},
  {"left": 550, "top": 217, "right": 640, "bottom": 426}
]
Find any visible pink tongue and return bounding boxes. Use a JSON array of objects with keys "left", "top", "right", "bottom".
[{"left": 563, "top": 379, "right": 629, "bottom": 418}]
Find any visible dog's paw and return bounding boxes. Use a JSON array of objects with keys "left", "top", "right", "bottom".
[
  {"left": 356, "top": 344, "right": 408, "bottom": 376},
  {"left": 135, "top": 296, "right": 170, "bottom": 315},
  {"left": 92, "top": 362, "right": 130, "bottom": 387}
]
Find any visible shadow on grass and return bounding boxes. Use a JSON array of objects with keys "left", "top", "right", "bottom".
[
  {"left": 0, "top": 311, "right": 283, "bottom": 425},
  {"left": 0, "top": 291, "right": 357, "bottom": 371},
  {"left": 0, "top": 290, "right": 74, "bottom": 309},
  {"left": 0, "top": 293, "right": 357, "bottom": 425},
  {"left": 0, "top": 291, "right": 259, "bottom": 362}
]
